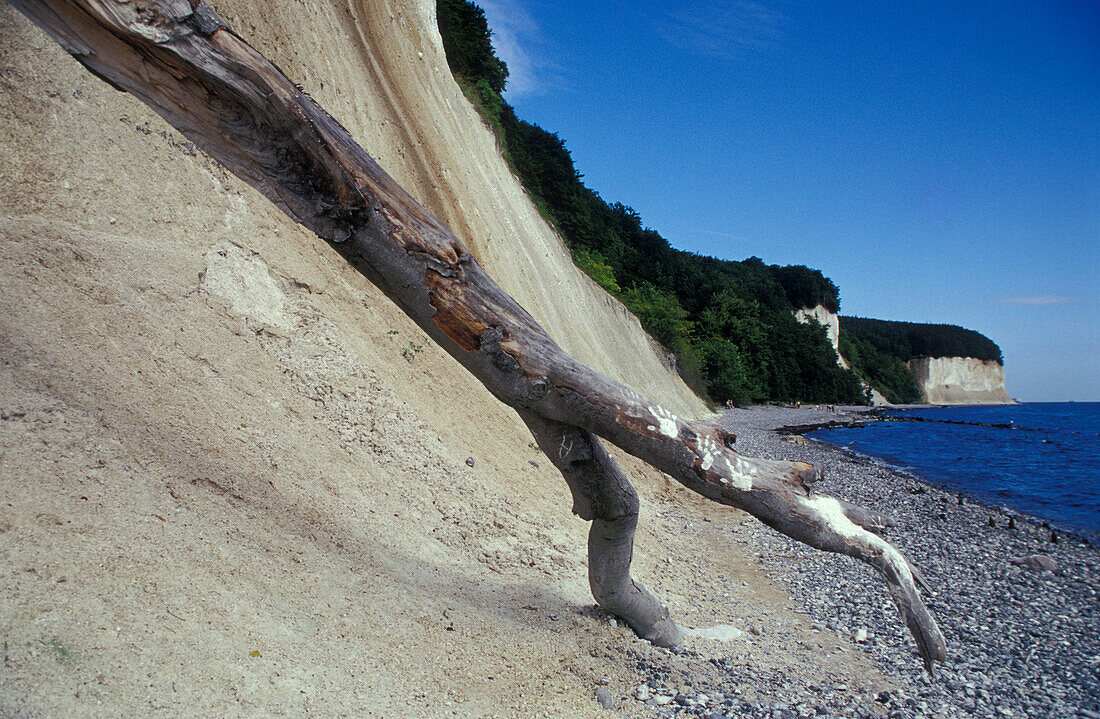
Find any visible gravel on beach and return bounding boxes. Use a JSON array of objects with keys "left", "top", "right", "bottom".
[{"left": 622, "top": 406, "right": 1099, "bottom": 719}]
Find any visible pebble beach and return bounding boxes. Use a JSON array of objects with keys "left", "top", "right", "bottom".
[{"left": 623, "top": 406, "right": 1100, "bottom": 719}]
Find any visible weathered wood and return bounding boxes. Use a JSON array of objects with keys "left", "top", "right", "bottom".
[
  {"left": 520, "top": 411, "right": 682, "bottom": 647},
  {"left": 9, "top": 0, "right": 947, "bottom": 670}
]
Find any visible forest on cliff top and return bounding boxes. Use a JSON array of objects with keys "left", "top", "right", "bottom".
[
  {"left": 840, "top": 317, "right": 1004, "bottom": 403},
  {"left": 437, "top": 0, "right": 1002, "bottom": 407}
]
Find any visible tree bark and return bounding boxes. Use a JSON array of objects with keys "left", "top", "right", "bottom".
[
  {"left": 520, "top": 411, "right": 683, "bottom": 647},
  {"left": 8, "top": 0, "right": 946, "bottom": 670}
]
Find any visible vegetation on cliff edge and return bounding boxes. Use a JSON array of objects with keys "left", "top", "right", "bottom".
[
  {"left": 840, "top": 317, "right": 1004, "bottom": 404},
  {"left": 437, "top": 0, "right": 865, "bottom": 406}
]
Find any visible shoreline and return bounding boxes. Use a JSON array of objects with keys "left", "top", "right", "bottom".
[
  {"left": 711, "top": 406, "right": 1099, "bottom": 718},
  {"left": 772, "top": 404, "right": 1097, "bottom": 545}
]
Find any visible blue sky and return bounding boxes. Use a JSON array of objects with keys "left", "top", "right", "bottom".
[{"left": 476, "top": 0, "right": 1099, "bottom": 402}]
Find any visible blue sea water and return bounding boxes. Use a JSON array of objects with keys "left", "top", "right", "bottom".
[{"left": 807, "top": 403, "right": 1100, "bottom": 542}]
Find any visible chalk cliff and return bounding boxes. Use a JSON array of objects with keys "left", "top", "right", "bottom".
[
  {"left": 794, "top": 305, "right": 844, "bottom": 366},
  {"left": 794, "top": 305, "right": 890, "bottom": 405},
  {"left": 795, "top": 307, "right": 1012, "bottom": 406},
  {"left": 909, "top": 357, "right": 1013, "bottom": 405}
]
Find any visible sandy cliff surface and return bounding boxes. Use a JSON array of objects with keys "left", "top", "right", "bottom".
[
  {"left": 0, "top": 2, "right": 893, "bottom": 715},
  {"left": 908, "top": 357, "right": 1013, "bottom": 405},
  {"left": 202, "top": 0, "right": 706, "bottom": 417}
]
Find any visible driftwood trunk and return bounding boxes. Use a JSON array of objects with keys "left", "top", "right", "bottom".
[{"left": 9, "top": 0, "right": 947, "bottom": 670}]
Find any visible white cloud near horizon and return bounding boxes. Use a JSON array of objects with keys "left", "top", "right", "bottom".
[
  {"left": 656, "top": 1, "right": 785, "bottom": 60},
  {"left": 478, "top": 0, "right": 542, "bottom": 96},
  {"left": 997, "top": 295, "right": 1079, "bottom": 306},
  {"left": 699, "top": 229, "right": 746, "bottom": 239}
]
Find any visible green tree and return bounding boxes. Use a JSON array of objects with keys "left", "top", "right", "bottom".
[
  {"left": 436, "top": 0, "right": 508, "bottom": 93},
  {"left": 573, "top": 247, "right": 620, "bottom": 294},
  {"left": 696, "top": 338, "right": 764, "bottom": 406},
  {"left": 620, "top": 283, "right": 692, "bottom": 354}
]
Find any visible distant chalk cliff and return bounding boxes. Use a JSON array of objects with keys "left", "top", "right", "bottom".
[
  {"left": 794, "top": 305, "right": 890, "bottom": 405},
  {"left": 794, "top": 305, "right": 842, "bottom": 362},
  {"left": 908, "top": 357, "right": 1013, "bottom": 405}
]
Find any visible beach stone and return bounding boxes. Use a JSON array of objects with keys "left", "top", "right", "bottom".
[
  {"left": 594, "top": 687, "right": 614, "bottom": 709},
  {"left": 1009, "top": 555, "right": 1058, "bottom": 573},
  {"left": 713, "top": 406, "right": 1098, "bottom": 719},
  {"left": 635, "top": 685, "right": 651, "bottom": 701}
]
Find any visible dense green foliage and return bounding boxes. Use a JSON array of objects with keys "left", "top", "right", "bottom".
[
  {"left": 436, "top": 0, "right": 508, "bottom": 94},
  {"left": 837, "top": 334, "right": 922, "bottom": 404},
  {"left": 437, "top": 1, "right": 868, "bottom": 405},
  {"left": 841, "top": 317, "right": 1003, "bottom": 364}
]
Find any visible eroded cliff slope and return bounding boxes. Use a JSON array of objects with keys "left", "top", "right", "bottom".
[
  {"left": 0, "top": 2, "right": 895, "bottom": 716},
  {"left": 909, "top": 357, "right": 1013, "bottom": 405}
]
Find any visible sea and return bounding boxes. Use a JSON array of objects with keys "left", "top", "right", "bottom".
[{"left": 807, "top": 402, "right": 1100, "bottom": 543}]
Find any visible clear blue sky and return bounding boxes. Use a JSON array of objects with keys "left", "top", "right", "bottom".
[{"left": 477, "top": 0, "right": 1099, "bottom": 402}]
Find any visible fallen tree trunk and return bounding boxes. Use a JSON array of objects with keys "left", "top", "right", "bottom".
[{"left": 8, "top": 0, "right": 946, "bottom": 670}]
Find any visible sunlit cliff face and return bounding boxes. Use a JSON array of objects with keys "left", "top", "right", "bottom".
[{"left": 909, "top": 357, "right": 1013, "bottom": 405}]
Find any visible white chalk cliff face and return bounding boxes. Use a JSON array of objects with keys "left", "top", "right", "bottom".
[
  {"left": 793, "top": 305, "right": 854, "bottom": 372},
  {"left": 794, "top": 306, "right": 843, "bottom": 364},
  {"left": 793, "top": 307, "right": 1011, "bottom": 405},
  {"left": 908, "top": 357, "right": 1013, "bottom": 405},
  {"left": 793, "top": 306, "right": 889, "bottom": 404}
]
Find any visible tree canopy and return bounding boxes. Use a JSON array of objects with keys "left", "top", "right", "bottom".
[
  {"left": 436, "top": 0, "right": 508, "bottom": 94},
  {"left": 436, "top": 1, "right": 863, "bottom": 406},
  {"left": 841, "top": 317, "right": 1003, "bottom": 364}
]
